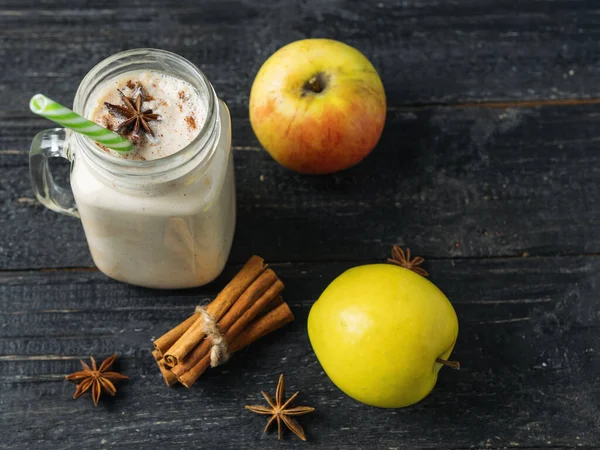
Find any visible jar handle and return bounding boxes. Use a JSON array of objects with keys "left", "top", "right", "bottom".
[{"left": 29, "top": 128, "right": 80, "bottom": 218}]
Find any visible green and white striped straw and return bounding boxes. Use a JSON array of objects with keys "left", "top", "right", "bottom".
[{"left": 29, "top": 94, "right": 133, "bottom": 152}]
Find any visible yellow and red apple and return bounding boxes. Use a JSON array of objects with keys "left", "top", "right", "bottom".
[{"left": 249, "top": 39, "right": 386, "bottom": 174}]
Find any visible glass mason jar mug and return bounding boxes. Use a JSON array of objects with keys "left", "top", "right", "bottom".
[{"left": 29, "top": 49, "right": 236, "bottom": 289}]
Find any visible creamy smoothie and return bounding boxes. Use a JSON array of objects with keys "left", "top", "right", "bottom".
[{"left": 69, "top": 69, "right": 235, "bottom": 289}]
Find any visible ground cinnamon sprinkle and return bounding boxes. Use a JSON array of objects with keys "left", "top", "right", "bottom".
[
  {"left": 95, "top": 142, "right": 111, "bottom": 154},
  {"left": 102, "top": 116, "right": 115, "bottom": 131},
  {"left": 178, "top": 90, "right": 185, "bottom": 100},
  {"left": 185, "top": 116, "right": 197, "bottom": 130},
  {"left": 126, "top": 80, "right": 135, "bottom": 89}
]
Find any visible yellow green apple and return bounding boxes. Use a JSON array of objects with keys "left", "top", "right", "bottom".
[
  {"left": 249, "top": 39, "right": 386, "bottom": 174},
  {"left": 307, "top": 263, "right": 459, "bottom": 408}
]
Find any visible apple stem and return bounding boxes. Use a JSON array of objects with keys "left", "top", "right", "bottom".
[
  {"left": 303, "top": 72, "right": 327, "bottom": 94},
  {"left": 436, "top": 358, "right": 460, "bottom": 370}
]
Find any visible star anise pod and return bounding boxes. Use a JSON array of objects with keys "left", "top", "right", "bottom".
[
  {"left": 387, "top": 245, "right": 429, "bottom": 276},
  {"left": 65, "top": 354, "right": 129, "bottom": 407},
  {"left": 105, "top": 83, "right": 159, "bottom": 141},
  {"left": 245, "top": 374, "right": 314, "bottom": 441}
]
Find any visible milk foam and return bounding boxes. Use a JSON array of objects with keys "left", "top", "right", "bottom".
[{"left": 88, "top": 70, "right": 206, "bottom": 160}]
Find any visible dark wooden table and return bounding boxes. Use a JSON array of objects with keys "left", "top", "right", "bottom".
[{"left": 1, "top": 1, "right": 599, "bottom": 448}]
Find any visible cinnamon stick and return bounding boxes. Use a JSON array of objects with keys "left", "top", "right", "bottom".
[
  {"left": 255, "top": 295, "right": 284, "bottom": 318},
  {"left": 152, "top": 349, "right": 178, "bottom": 386},
  {"left": 216, "top": 269, "right": 280, "bottom": 335},
  {"left": 153, "top": 313, "right": 199, "bottom": 356},
  {"left": 163, "top": 256, "right": 267, "bottom": 367},
  {"left": 155, "top": 297, "right": 286, "bottom": 387},
  {"left": 172, "top": 274, "right": 282, "bottom": 377},
  {"left": 219, "top": 279, "right": 285, "bottom": 351},
  {"left": 231, "top": 301, "right": 292, "bottom": 352},
  {"left": 177, "top": 302, "right": 295, "bottom": 388}
]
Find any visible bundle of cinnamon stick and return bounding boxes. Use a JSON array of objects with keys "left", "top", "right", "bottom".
[{"left": 152, "top": 256, "right": 294, "bottom": 388}]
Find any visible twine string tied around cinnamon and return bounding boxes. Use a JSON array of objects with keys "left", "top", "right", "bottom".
[{"left": 195, "top": 305, "right": 230, "bottom": 367}]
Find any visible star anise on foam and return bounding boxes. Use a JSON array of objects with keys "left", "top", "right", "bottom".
[
  {"left": 104, "top": 83, "right": 159, "bottom": 141},
  {"left": 65, "top": 354, "right": 129, "bottom": 407},
  {"left": 387, "top": 244, "right": 429, "bottom": 276},
  {"left": 245, "top": 374, "right": 315, "bottom": 441}
]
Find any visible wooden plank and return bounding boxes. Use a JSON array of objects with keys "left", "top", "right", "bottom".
[
  {"left": 0, "top": 257, "right": 599, "bottom": 448},
  {"left": 1, "top": 0, "right": 600, "bottom": 113},
  {"left": 1, "top": 104, "right": 599, "bottom": 269}
]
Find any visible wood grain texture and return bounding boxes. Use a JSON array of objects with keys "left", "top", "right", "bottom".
[
  {"left": 1, "top": 257, "right": 599, "bottom": 449},
  {"left": 1, "top": 104, "right": 599, "bottom": 269},
  {"left": 2, "top": 1, "right": 600, "bottom": 448},
  {"left": 1, "top": 0, "right": 600, "bottom": 116}
]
